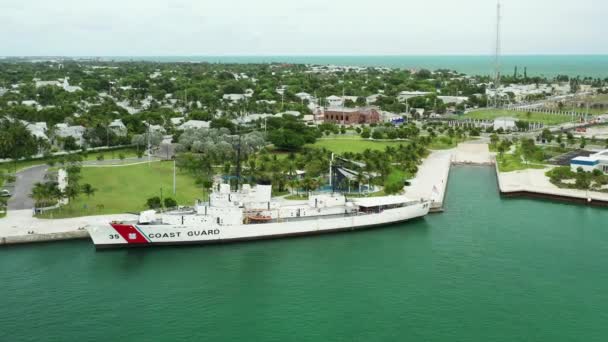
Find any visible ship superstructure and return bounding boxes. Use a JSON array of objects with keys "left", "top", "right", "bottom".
[{"left": 87, "top": 184, "right": 431, "bottom": 249}]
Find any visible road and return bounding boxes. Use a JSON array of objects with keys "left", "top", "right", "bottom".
[
  {"left": 3, "top": 157, "right": 157, "bottom": 211},
  {"left": 7, "top": 165, "right": 48, "bottom": 210}
]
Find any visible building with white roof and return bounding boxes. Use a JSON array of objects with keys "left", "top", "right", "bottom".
[
  {"left": 295, "top": 92, "right": 314, "bottom": 102},
  {"left": 438, "top": 96, "right": 469, "bottom": 105},
  {"left": 21, "top": 100, "right": 39, "bottom": 107},
  {"left": 35, "top": 80, "right": 60, "bottom": 88},
  {"left": 178, "top": 120, "right": 210, "bottom": 131},
  {"left": 55, "top": 123, "right": 86, "bottom": 146},
  {"left": 108, "top": 119, "right": 127, "bottom": 136},
  {"left": 62, "top": 78, "right": 82, "bottom": 93},
  {"left": 571, "top": 150, "right": 608, "bottom": 173},
  {"left": 23, "top": 121, "right": 48, "bottom": 140},
  {"left": 170, "top": 117, "right": 185, "bottom": 126},
  {"left": 493, "top": 117, "right": 517, "bottom": 131},
  {"left": 223, "top": 94, "right": 247, "bottom": 102},
  {"left": 398, "top": 91, "right": 432, "bottom": 102}
]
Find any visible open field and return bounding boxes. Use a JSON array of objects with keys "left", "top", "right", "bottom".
[
  {"left": 497, "top": 153, "right": 547, "bottom": 172},
  {"left": 38, "top": 161, "right": 205, "bottom": 219},
  {"left": 308, "top": 138, "right": 409, "bottom": 154},
  {"left": 463, "top": 109, "right": 575, "bottom": 125},
  {"left": 0, "top": 147, "right": 139, "bottom": 173}
]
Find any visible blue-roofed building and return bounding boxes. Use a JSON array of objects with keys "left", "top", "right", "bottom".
[{"left": 570, "top": 150, "right": 608, "bottom": 173}]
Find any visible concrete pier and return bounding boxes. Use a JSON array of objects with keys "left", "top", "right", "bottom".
[
  {"left": 405, "top": 142, "right": 494, "bottom": 212},
  {"left": 496, "top": 166, "right": 608, "bottom": 206},
  {"left": 404, "top": 150, "right": 452, "bottom": 212},
  {"left": 0, "top": 210, "right": 137, "bottom": 245}
]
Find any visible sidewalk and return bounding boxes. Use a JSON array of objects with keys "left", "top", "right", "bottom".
[{"left": 0, "top": 209, "right": 137, "bottom": 244}]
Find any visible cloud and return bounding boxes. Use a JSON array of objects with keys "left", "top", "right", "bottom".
[{"left": 0, "top": 0, "right": 606, "bottom": 55}]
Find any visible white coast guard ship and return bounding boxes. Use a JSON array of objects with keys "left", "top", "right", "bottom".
[{"left": 86, "top": 184, "right": 431, "bottom": 249}]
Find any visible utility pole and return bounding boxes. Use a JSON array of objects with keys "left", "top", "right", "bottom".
[
  {"left": 235, "top": 126, "right": 242, "bottom": 191},
  {"left": 147, "top": 122, "right": 151, "bottom": 166},
  {"left": 342, "top": 74, "right": 345, "bottom": 126},
  {"left": 173, "top": 159, "right": 176, "bottom": 195},
  {"left": 329, "top": 153, "right": 334, "bottom": 189}
]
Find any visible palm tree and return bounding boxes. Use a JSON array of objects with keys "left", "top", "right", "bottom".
[
  {"left": 81, "top": 183, "right": 97, "bottom": 198},
  {"left": 288, "top": 179, "right": 299, "bottom": 195},
  {"left": 30, "top": 182, "right": 48, "bottom": 206}
]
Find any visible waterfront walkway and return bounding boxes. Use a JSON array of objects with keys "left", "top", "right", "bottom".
[
  {"left": 497, "top": 167, "right": 608, "bottom": 203},
  {"left": 0, "top": 209, "right": 137, "bottom": 244},
  {"left": 0, "top": 143, "right": 493, "bottom": 245}
]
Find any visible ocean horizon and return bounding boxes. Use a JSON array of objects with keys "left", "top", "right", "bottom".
[{"left": 8, "top": 54, "right": 605, "bottom": 78}]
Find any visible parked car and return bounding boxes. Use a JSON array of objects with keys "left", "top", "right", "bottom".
[{"left": 0, "top": 189, "right": 11, "bottom": 197}]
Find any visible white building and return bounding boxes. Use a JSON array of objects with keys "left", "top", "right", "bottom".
[
  {"left": 223, "top": 94, "right": 246, "bottom": 102},
  {"left": 23, "top": 121, "right": 48, "bottom": 140},
  {"left": 170, "top": 117, "right": 185, "bottom": 126},
  {"left": 178, "top": 120, "right": 210, "bottom": 130},
  {"left": 35, "top": 80, "right": 60, "bottom": 88},
  {"left": 295, "top": 92, "right": 314, "bottom": 102},
  {"left": 326, "top": 95, "right": 343, "bottom": 107},
  {"left": 55, "top": 123, "right": 86, "bottom": 146},
  {"left": 437, "top": 96, "right": 469, "bottom": 105},
  {"left": 493, "top": 117, "right": 517, "bottom": 131},
  {"left": 398, "top": 91, "right": 431, "bottom": 102},
  {"left": 21, "top": 100, "right": 39, "bottom": 107},
  {"left": 571, "top": 150, "right": 608, "bottom": 173},
  {"left": 62, "top": 78, "right": 82, "bottom": 93},
  {"left": 108, "top": 119, "right": 127, "bottom": 136},
  {"left": 366, "top": 94, "right": 382, "bottom": 104}
]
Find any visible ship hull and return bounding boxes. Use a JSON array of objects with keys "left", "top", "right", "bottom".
[{"left": 87, "top": 202, "right": 430, "bottom": 249}]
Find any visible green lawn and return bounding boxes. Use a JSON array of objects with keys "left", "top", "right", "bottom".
[
  {"left": 497, "top": 154, "right": 547, "bottom": 172},
  {"left": 38, "top": 161, "right": 205, "bottom": 219},
  {"left": 428, "top": 136, "right": 470, "bottom": 150},
  {"left": 0, "top": 147, "right": 139, "bottom": 173},
  {"left": 308, "top": 138, "right": 408, "bottom": 154},
  {"left": 463, "top": 109, "right": 575, "bottom": 125}
]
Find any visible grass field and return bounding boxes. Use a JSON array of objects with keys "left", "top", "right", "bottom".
[
  {"left": 38, "top": 161, "right": 205, "bottom": 219},
  {"left": 0, "top": 147, "right": 140, "bottom": 173},
  {"left": 497, "top": 154, "right": 547, "bottom": 172},
  {"left": 309, "top": 138, "right": 408, "bottom": 154},
  {"left": 463, "top": 109, "right": 575, "bottom": 125}
]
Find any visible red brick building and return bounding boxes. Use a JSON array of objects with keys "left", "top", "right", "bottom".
[{"left": 323, "top": 107, "right": 380, "bottom": 125}]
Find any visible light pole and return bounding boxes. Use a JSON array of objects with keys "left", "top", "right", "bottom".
[{"left": 173, "top": 159, "right": 176, "bottom": 195}]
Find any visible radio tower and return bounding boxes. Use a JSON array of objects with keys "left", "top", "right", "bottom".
[{"left": 493, "top": 1, "right": 502, "bottom": 108}]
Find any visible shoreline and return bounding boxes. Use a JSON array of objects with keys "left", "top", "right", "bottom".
[{"left": 2, "top": 142, "right": 607, "bottom": 247}]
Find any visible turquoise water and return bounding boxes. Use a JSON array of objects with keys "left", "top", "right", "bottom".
[
  {"left": 102, "top": 55, "right": 608, "bottom": 78},
  {"left": 2, "top": 166, "right": 608, "bottom": 341}
]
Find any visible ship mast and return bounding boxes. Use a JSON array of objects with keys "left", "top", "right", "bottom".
[{"left": 235, "top": 122, "right": 242, "bottom": 191}]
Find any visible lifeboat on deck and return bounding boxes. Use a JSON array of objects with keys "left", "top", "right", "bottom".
[{"left": 247, "top": 214, "right": 272, "bottom": 224}]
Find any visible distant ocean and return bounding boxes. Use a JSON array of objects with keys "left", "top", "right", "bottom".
[{"left": 98, "top": 55, "right": 608, "bottom": 78}]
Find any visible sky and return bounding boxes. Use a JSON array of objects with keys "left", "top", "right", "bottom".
[{"left": 0, "top": 0, "right": 606, "bottom": 56}]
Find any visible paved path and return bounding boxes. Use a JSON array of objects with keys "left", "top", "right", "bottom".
[
  {"left": 404, "top": 150, "right": 452, "bottom": 210},
  {"left": 81, "top": 156, "right": 160, "bottom": 167},
  {"left": 0, "top": 209, "right": 138, "bottom": 244},
  {"left": 498, "top": 167, "right": 608, "bottom": 202},
  {"left": 7, "top": 165, "right": 48, "bottom": 210}
]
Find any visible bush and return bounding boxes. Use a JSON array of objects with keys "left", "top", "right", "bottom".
[
  {"left": 164, "top": 197, "right": 178, "bottom": 208},
  {"left": 371, "top": 130, "right": 384, "bottom": 140},
  {"left": 97, "top": 154, "right": 104, "bottom": 161},
  {"left": 146, "top": 196, "right": 162, "bottom": 209}
]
